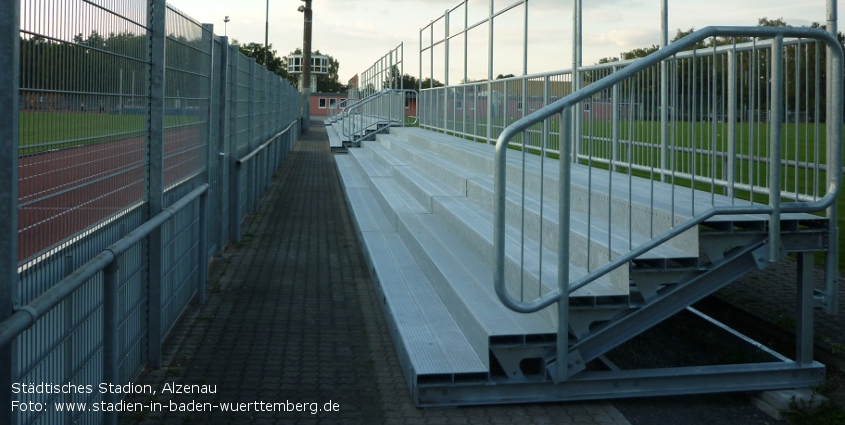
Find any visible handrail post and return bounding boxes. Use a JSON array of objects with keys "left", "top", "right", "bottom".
[
  {"left": 660, "top": 0, "right": 669, "bottom": 181},
  {"left": 611, "top": 65, "right": 619, "bottom": 171},
  {"left": 556, "top": 109, "right": 573, "bottom": 382},
  {"left": 769, "top": 35, "right": 783, "bottom": 263},
  {"left": 825, "top": 0, "right": 841, "bottom": 315},
  {"left": 726, "top": 47, "right": 737, "bottom": 199}
]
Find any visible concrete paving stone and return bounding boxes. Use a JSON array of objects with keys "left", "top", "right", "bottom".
[{"left": 116, "top": 121, "right": 835, "bottom": 425}]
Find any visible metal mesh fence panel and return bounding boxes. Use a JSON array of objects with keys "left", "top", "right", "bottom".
[{"left": 4, "top": 1, "right": 301, "bottom": 423}]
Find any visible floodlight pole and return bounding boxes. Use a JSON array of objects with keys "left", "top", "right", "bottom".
[{"left": 301, "top": 0, "right": 312, "bottom": 131}]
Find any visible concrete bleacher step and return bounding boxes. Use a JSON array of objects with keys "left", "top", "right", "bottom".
[{"left": 334, "top": 154, "right": 488, "bottom": 387}]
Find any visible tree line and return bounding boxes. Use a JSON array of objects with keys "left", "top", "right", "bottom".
[
  {"left": 18, "top": 30, "right": 348, "bottom": 112},
  {"left": 588, "top": 18, "right": 845, "bottom": 121}
]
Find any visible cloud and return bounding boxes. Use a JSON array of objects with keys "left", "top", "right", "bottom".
[{"left": 591, "top": 29, "right": 661, "bottom": 48}]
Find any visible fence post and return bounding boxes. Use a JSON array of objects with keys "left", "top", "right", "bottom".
[
  {"left": 248, "top": 60, "right": 257, "bottom": 214},
  {"left": 202, "top": 24, "right": 216, "bottom": 259},
  {"left": 229, "top": 46, "right": 241, "bottom": 245},
  {"left": 147, "top": 0, "right": 167, "bottom": 369},
  {"left": 0, "top": 1, "right": 20, "bottom": 423},
  {"left": 216, "top": 36, "right": 230, "bottom": 255}
]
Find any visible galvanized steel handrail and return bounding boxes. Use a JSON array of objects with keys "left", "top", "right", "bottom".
[
  {"left": 236, "top": 119, "right": 298, "bottom": 165},
  {"left": 328, "top": 98, "right": 350, "bottom": 122},
  {"left": 493, "top": 26, "right": 843, "bottom": 314},
  {"left": 341, "top": 89, "right": 417, "bottom": 141},
  {"left": 0, "top": 185, "right": 208, "bottom": 348}
]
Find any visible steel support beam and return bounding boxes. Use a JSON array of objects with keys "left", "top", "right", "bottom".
[
  {"left": 417, "top": 362, "right": 824, "bottom": 407},
  {"left": 570, "top": 240, "right": 772, "bottom": 366}
]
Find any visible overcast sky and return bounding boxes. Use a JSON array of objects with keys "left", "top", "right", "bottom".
[{"left": 168, "top": 0, "right": 838, "bottom": 85}]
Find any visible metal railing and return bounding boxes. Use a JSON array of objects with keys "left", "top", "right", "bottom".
[
  {"left": 355, "top": 43, "right": 405, "bottom": 99},
  {"left": 2, "top": 1, "right": 301, "bottom": 424},
  {"left": 341, "top": 89, "right": 418, "bottom": 145},
  {"left": 328, "top": 97, "right": 352, "bottom": 122},
  {"left": 486, "top": 26, "right": 841, "bottom": 379}
]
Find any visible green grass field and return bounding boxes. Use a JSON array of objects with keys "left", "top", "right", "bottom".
[
  {"left": 437, "top": 116, "right": 845, "bottom": 270},
  {"left": 18, "top": 111, "right": 201, "bottom": 153}
]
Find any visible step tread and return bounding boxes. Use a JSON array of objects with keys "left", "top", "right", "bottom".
[
  {"left": 392, "top": 127, "right": 823, "bottom": 224},
  {"left": 335, "top": 154, "right": 487, "bottom": 376},
  {"left": 379, "top": 136, "right": 695, "bottom": 261},
  {"left": 326, "top": 123, "right": 342, "bottom": 148},
  {"left": 349, "top": 149, "right": 391, "bottom": 177},
  {"left": 335, "top": 155, "right": 369, "bottom": 189},
  {"left": 435, "top": 196, "right": 624, "bottom": 298},
  {"left": 400, "top": 212, "right": 556, "bottom": 336},
  {"left": 362, "top": 231, "right": 488, "bottom": 376},
  {"left": 366, "top": 142, "right": 464, "bottom": 199}
]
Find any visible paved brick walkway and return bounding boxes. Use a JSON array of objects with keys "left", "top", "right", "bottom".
[{"left": 118, "top": 123, "right": 629, "bottom": 425}]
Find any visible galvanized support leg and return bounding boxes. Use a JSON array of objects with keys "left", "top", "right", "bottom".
[
  {"left": 0, "top": 1, "right": 20, "bottom": 423},
  {"left": 147, "top": 0, "right": 167, "bottom": 369},
  {"left": 796, "top": 252, "right": 814, "bottom": 365},
  {"left": 102, "top": 259, "right": 120, "bottom": 425}
]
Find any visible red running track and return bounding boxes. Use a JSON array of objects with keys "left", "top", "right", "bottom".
[{"left": 18, "top": 126, "right": 205, "bottom": 263}]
